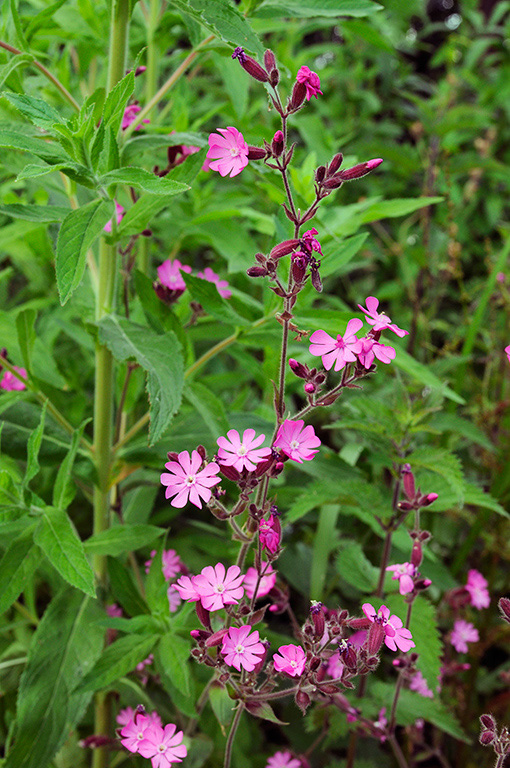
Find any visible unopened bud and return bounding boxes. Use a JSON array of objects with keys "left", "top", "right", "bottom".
[
  {"left": 338, "top": 158, "right": 383, "bottom": 181},
  {"left": 421, "top": 493, "right": 438, "bottom": 506},
  {"left": 397, "top": 501, "right": 414, "bottom": 511},
  {"left": 318, "top": 683, "right": 339, "bottom": 695},
  {"left": 264, "top": 49, "right": 276, "bottom": 73},
  {"left": 247, "top": 146, "right": 267, "bottom": 160},
  {"left": 195, "top": 602, "right": 212, "bottom": 630},
  {"left": 327, "top": 152, "right": 343, "bottom": 175},
  {"left": 304, "top": 382, "right": 316, "bottom": 394},
  {"left": 480, "top": 730, "right": 495, "bottom": 745},
  {"left": 197, "top": 445, "right": 207, "bottom": 461},
  {"left": 291, "top": 252, "right": 308, "bottom": 283},
  {"left": 315, "top": 165, "right": 326, "bottom": 183},
  {"left": 321, "top": 175, "right": 344, "bottom": 190},
  {"left": 310, "top": 601, "right": 325, "bottom": 638},
  {"left": 190, "top": 629, "right": 209, "bottom": 643},
  {"left": 295, "top": 689, "right": 311, "bottom": 715},
  {"left": 415, "top": 578, "right": 432, "bottom": 591},
  {"left": 411, "top": 541, "right": 422, "bottom": 568},
  {"left": 247, "top": 265, "right": 267, "bottom": 278},
  {"left": 232, "top": 47, "right": 269, "bottom": 82},
  {"left": 205, "top": 628, "right": 230, "bottom": 647},
  {"left": 288, "top": 358, "right": 308, "bottom": 378},
  {"left": 402, "top": 464, "right": 415, "bottom": 500},
  {"left": 367, "top": 622, "right": 385, "bottom": 655},
  {"left": 219, "top": 463, "right": 241, "bottom": 482},
  {"left": 480, "top": 714, "right": 497, "bottom": 730},
  {"left": 167, "top": 451, "right": 179, "bottom": 462},
  {"left": 289, "top": 81, "right": 307, "bottom": 111},
  {"left": 498, "top": 597, "right": 510, "bottom": 623},
  {"left": 270, "top": 239, "right": 300, "bottom": 259},
  {"left": 271, "top": 130, "right": 284, "bottom": 157}
]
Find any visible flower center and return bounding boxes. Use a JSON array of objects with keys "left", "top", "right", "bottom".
[
  {"left": 137, "top": 732, "right": 144, "bottom": 740},
  {"left": 215, "top": 583, "right": 225, "bottom": 593},
  {"left": 235, "top": 644, "right": 245, "bottom": 654},
  {"left": 335, "top": 336, "right": 346, "bottom": 349},
  {"left": 230, "top": 147, "right": 240, "bottom": 157},
  {"left": 290, "top": 440, "right": 300, "bottom": 450},
  {"left": 158, "top": 744, "right": 166, "bottom": 753},
  {"left": 185, "top": 474, "right": 196, "bottom": 486},
  {"left": 290, "top": 660, "right": 297, "bottom": 668},
  {"left": 237, "top": 444, "right": 247, "bottom": 456}
]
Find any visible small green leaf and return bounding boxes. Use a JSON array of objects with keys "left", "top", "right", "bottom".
[
  {"left": 56, "top": 198, "right": 114, "bottom": 305},
  {"left": 102, "top": 69, "right": 135, "bottom": 135},
  {"left": 34, "top": 507, "right": 96, "bottom": 597},
  {"left": 209, "top": 683, "right": 234, "bottom": 727},
  {"left": 100, "top": 167, "right": 190, "bottom": 196},
  {"left": 185, "top": 273, "right": 251, "bottom": 327},
  {"left": 53, "top": 421, "right": 89, "bottom": 511},
  {"left": 245, "top": 700, "right": 289, "bottom": 725},
  {"left": 117, "top": 192, "right": 187, "bottom": 237},
  {"left": 98, "top": 315, "right": 184, "bottom": 444},
  {"left": 170, "top": 0, "right": 264, "bottom": 54},
  {"left": 0, "top": 129, "right": 68, "bottom": 164},
  {"left": 16, "top": 308, "right": 36, "bottom": 373},
  {"left": 256, "top": 0, "right": 382, "bottom": 17},
  {"left": 0, "top": 204, "right": 70, "bottom": 222},
  {"left": 2, "top": 92, "right": 62, "bottom": 129},
  {"left": 321, "top": 233, "right": 369, "bottom": 277},
  {"left": 25, "top": 402, "right": 46, "bottom": 486},
  {"left": 108, "top": 556, "right": 150, "bottom": 616},
  {"left": 0, "top": 523, "right": 38, "bottom": 614},
  {"left": 77, "top": 634, "right": 157, "bottom": 692},
  {"left": 84, "top": 524, "right": 165, "bottom": 556}
]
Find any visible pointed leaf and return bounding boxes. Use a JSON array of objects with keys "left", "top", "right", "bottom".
[
  {"left": 52, "top": 421, "right": 89, "bottom": 511},
  {"left": 16, "top": 308, "right": 36, "bottom": 373},
  {"left": 1, "top": 92, "right": 62, "bottom": 129},
  {"left": 77, "top": 634, "right": 157, "bottom": 692},
  {"left": 170, "top": 0, "right": 264, "bottom": 55},
  {"left": 0, "top": 203, "right": 70, "bottom": 222},
  {"left": 0, "top": 523, "right": 38, "bottom": 614},
  {"left": 100, "top": 167, "right": 190, "bottom": 195},
  {"left": 24, "top": 402, "right": 46, "bottom": 486},
  {"left": 84, "top": 524, "right": 165, "bottom": 556}
]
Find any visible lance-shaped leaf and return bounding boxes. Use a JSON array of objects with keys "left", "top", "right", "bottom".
[
  {"left": 84, "top": 523, "right": 164, "bottom": 556},
  {"left": 52, "top": 420, "right": 89, "bottom": 511},
  {"left": 24, "top": 402, "right": 46, "bottom": 487},
  {"left": 117, "top": 191, "right": 188, "bottom": 237},
  {"left": 77, "top": 634, "right": 158, "bottom": 692},
  {"left": 1, "top": 92, "right": 62, "bottom": 130},
  {"left": 0, "top": 523, "right": 39, "bottom": 615},
  {"left": 170, "top": 0, "right": 264, "bottom": 54},
  {"left": 34, "top": 507, "right": 96, "bottom": 597},
  {"left": 0, "top": 128, "right": 69, "bottom": 164},
  {"left": 0, "top": 203, "right": 70, "bottom": 222},
  {"left": 100, "top": 167, "right": 190, "bottom": 196},
  {"left": 5, "top": 590, "right": 104, "bottom": 768},
  {"left": 56, "top": 198, "right": 114, "bottom": 305},
  {"left": 102, "top": 69, "right": 135, "bottom": 135},
  {"left": 16, "top": 308, "right": 36, "bottom": 373},
  {"left": 98, "top": 315, "right": 184, "bottom": 444},
  {"left": 255, "top": 0, "right": 382, "bottom": 18}
]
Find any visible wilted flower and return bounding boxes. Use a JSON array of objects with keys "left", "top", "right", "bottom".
[
  {"left": 296, "top": 66, "right": 323, "bottom": 100},
  {"left": 206, "top": 127, "right": 249, "bottom": 177},
  {"left": 160, "top": 450, "right": 220, "bottom": 508}
]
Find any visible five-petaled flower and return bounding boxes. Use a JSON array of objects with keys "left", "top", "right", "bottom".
[
  {"left": 0, "top": 365, "right": 27, "bottom": 391},
  {"left": 138, "top": 722, "right": 187, "bottom": 766},
  {"left": 386, "top": 562, "right": 416, "bottom": 595},
  {"left": 362, "top": 603, "right": 415, "bottom": 653},
  {"left": 273, "top": 644, "right": 307, "bottom": 677},
  {"left": 358, "top": 296, "right": 408, "bottom": 337},
  {"left": 309, "top": 319, "right": 363, "bottom": 371},
  {"left": 244, "top": 562, "right": 276, "bottom": 600},
  {"left": 217, "top": 428, "right": 271, "bottom": 472},
  {"left": 206, "top": 127, "right": 249, "bottom": 177},
  {"left": 192, "top": 562, "right": 245, "bottom": 611},
  {"left": 266, "top": 750, "right": 302, "bottom": 768},
  {"left": 450, "top": 619, "right": 479, "bottom": 653},
  {"left": 465, "top": 569, "right": 490, "bottom": 610},
  {"left": 197, "top": 267, "right": 232, "bottom": 298},
  {"left": 160, "top": 450, "right": 220, "bottom": 508},
  {"left": 296, "top": 66, "right": 323, "bottom": 101},
  {"left": 157, "top": 259, "right": 192, "bottom": 292},
  {"left": 221, "top": 625, "right": 266, "bottom": 671},
  {"left": 120, "top": 712, "right": 157, "bottom": 753},
  {"left": 273, "top": 418, "right": 321, "bottom": 463}
]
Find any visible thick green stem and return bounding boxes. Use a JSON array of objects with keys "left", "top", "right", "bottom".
[{"left": 92, "top": 3, "right": 131, "bottom": 766}]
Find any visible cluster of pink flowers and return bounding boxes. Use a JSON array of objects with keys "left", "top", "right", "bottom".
[
  {"left": 118, "top": 708, "right": 186, "bottom": 767},
  {"left": 309, "top": 296, "right": 408, "bottom": 373},
  {"left": 0, "top": 365, "right": 27, "bottom": 391},
  {"left": 122, "top": 103, "right": 150, "bottom": 131},
  {"left": 155, "top": 258, "right": 231, "bottom": 302}
]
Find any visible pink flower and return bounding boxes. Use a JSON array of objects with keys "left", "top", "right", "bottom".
[
  {"left": 450, "top": 619, "right": 479, "bottom": 653},
  {"left": 162, "top": 549, "right": 183, "bottom": 581},
  {"left": 273, "top": 644, "right": 306, "bottom": 677},
  {"left": 103, "top": 201, "right": 125, "bottom": 233},
  {"left": 157, "top": 259, "right": 192, "bottom": 292},
  {"left": 356, "top": 337, "right": 396, "bottom": 368},
  {"left": 106, "top": 603, "right": 122, "bottom": 618},
  {"left": 409, "top": 670, "right": 433, "bottom": 698},
  {"left": 266, "top": 751, "right": 302, "bottom": 768},
  {"left": 309, "top": 319, "right": 363, "bottom": 371},
  {"left": 192, "top": 562, "right": 245, "bottom": 611},
  {"left": 357, "top": 296, "right": 408, "bottom": 337},
  {"left": 120, "top": 712, "right": 154, "bottom": 753},
  {"left": 326, "top": 651, "right": 344, "bottom": 680},
  {"left": 301, "top": 227, "right": 322, "bottom": 256},
  {"left": 506, "top": 345, "right": 510, "bottom": 363},
  {"left": 138, "top": 722, "right": 187, "bottom": 766},
  {"left": 296, "top": 66, "right": 323, "bottom": 100},
  {"left": 206, "top": 127, "right": 249, "bottom": 177},
  {"left": 273, "top": 418, "right": 321, "bottom": 463},
  {"left": 259, "top": 513, "right": 280, "bottom": 554},
  {"left": 117, "top": 706, "right": 135, "bottom": 726},
  {"left": 197, "top": 267, "right": 232, "bottom": 298},
  {"left": 386, "top": 562, "right": 415, "bottom": 595},
  {"left": 136, "top": 653, "right": 153, "bottom": 673},
  {"left": 122, "top": 104, "right": 150, "bottom": 131},
  {"left": 221, "top": 625, "right": 266, "bottom": 671},
  {"left": 465, "top": 569, "right": 490, "bottom": 610},
  {"left": 217, "top": 428, "right": 271, "bottom": 472},
  {"left": 160, "top": 450, "right": 220, "bottom": 508},
  {"left": 373, "top": 707, "right": 388, "bottom": 742},
  {"left": 0, "top": 366, "right": 27, "bottom": 391},
  {"left": 362, "top": 603, "right": 415, "bottom": 653},
  {"left": 173, "top": 574, "right": 201, "bottom": 603},
  {"left": 145, "top": 549, "right": 157, "bottom": 575},
  {"left": 167, "top": 585, "right": 182, "bottom": 613},
  {"left": 244, "top": 563, "right": 276, "bottom": 600}
]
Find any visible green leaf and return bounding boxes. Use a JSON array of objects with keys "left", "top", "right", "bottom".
[
  {"left": 157, "top": 633, "right": 192, "bottom": 697},
  {"left": 311, "top": 504, "right": 339, "bottom": 600},
  {"left": 0, "top": 129, "right": 68, "bottom": 164},
  {"left": 185, "top": 273, "right": 251, "bottom": 327},
  {"left": 56, "top": 198, "right": 114, "bottom": 305},
  {"left": 77, "top": 634, "right": 157, "bottom": 692},
  {"left": 183, "top": 381, "right": 229, "bottom": 439},
  {"left": 392, "top": 344, "right": 465, "bottom": 405},
  {"left": 34, "top": 507, "right": 96, "bottom": 597},
  {"left": 117, "top": 192, "right": 188, "bottom": 237},
  {"left": 170, "top": 0, "right": 264, "bottom": 55},
  {"left": 108, "top": 556, "right": 150, "bottom": 616},
  {"left": 321, "top": 233, "right": 369, "bottom": 278},
  {"left": 102, "top": 69, "right": 135, "bottom": 135},
  {"left": 0, "top": 53, "right": 34, "bottom": 88},
  {"left": 335, "top": 540, "right": 379, "bottom": 593},
  {"left": 5, "top": 590, "right": 104, "bottom": 768},
  {"left": 245, "top": 700, "right": 289, "bottom": 725},
  {"left": 16, "top": 308, "right": 36, "bottom": 373},
  {"left": 16, "top": 161, "right": 95, "bottom": 187},
  {"left": 209, "top": 683, "right": 234, "bottom": 728},
  {"left": 463, "top": 483, "right": 509, "bottom": 519},
  {"left": 0, "top": 523, "right": 38, "bottom": 615},
  {"left": 396, "top": 689, "right": 470, "bottom": 742},
  {"left": 121, "top": 132, "right": 207, "bottom": 163},
  {"left": 100, "top": 167, "right": 190, "bottom": 196},
  {"left": 1, "top": 92, "right": 62, "bottom": 130},
  {"left": 53, "top": 421, "right": 89, "bottom": 511},
  {"left": 255, "top": 0, "right": 382, "bottom": 17},
  {"left": 0, "top": 203, "right": 70, "bottom": 222},
  {"left": 359, "top": 196, "right": 444, "bottom": 223},
  {"left": 98, "top": 315, "right": 184, "bottom": 444},
  {"left": 84, "top": 524, "right": 165, "bottom": 556},
  {"left": 405, "top": 447, "right": 464, "bottom": 505},
  {"left": 25, "top": 402, "right": 46, "bottom": 486}
]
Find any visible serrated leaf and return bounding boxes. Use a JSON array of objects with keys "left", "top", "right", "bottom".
[
  {"left": 100, "top": 167, "right": 190, "bottom": 196},
  {"left": 117, "top": 192, "right": 188, "bottom": 237},
  {"left": 0, "top": 523, "right": 38, "bottom": 614},
  {"left": 0, "top": 203, "right": 70, "bottom": 222},
  {"left": 5, "top": 590, "right": 104, "bottom": 768},
  {"left": 24, "top": 402, "right": 46, "bottom": 486},
  {"left": 157, "top": 633, "right": 192, "bottom": 697},
  {"left": 34, "top": 507, "right": 96, "bottom": 596},
  {"left": 336, "top": 540, "right": 378, "bottom": 593},
  {"left": 185, "top": 273, "right": 251, "bottom": 327},
  {"left": 77, "top": 634, "right": 157, "bottom": 692},
  {"left": 256, "top": 0, "right": 382, "bottom": 18},
  {"left": 463, "top": 483, "right": 509, "bottom": 518},
  {"left": 102, "top": 69, "right": 135, "bottom": 135},
  {"left": 56, "top": 198, "right": 114, "bottom": 305},
  {"left": 84, "top": 524, "right": 165, "bottom": 556},
  {"left": 406, "top": 447, "right": 464, "bottom": 505},
  {"left": 0, "top": 129, "right": 68, "bottom": 164},
  {"left": 98, "top": 315, "right": 184, "bottom": 444},
  {"left": 171, "top": 0, "right": 264, "bottom": 55},
  {"left": 2, "top": 92, "right": 62, "bottom": 130}
]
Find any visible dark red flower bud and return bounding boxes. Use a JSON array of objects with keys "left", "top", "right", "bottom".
[
  {"left": 247, "top": 145, "right": 267, "bottom": 160},
  {"left": 411, "top": 541, "right": 422, "bottom": 568},
  {"left": 337, "top": 158, "right": 383, "bottom": 181},
  {"left": 264, "top": 49, "right": 276, "bottom": 73},
  {"left": 219, "top": 463, "right": 241, "bottom": 482},
  {"left": 190, "top": 629, "right": 209, "bottom": 643},
  {"left": 310, "top": 601, "right": 325, "bottom": 638},
  {"left": 402, "top": 464, "right": 415, "bottom": 500},
  {"left": 291, "top": 252, "right": 308, "bottom": 283},
  {"left": 480, "top": 714, "right": 497, "bottom": 730},
  {"left": 480, "top": 730, "right": 495, "bottom": 745},
  {"left": 295, "top": 689, "right": 311, "bottom": 715},
  {"left": 421, "top": 493, "right": 438, "bottom": 506},
  {"left": 397, "top": 501, "right": 414, "bottom": 511},
  {"left": 349, "top": 617, "right": 371, "bottom": 630},
  {"left": 197, "top": 444, "right": 207, "bottom": 461},
  {"left": 167, "top": 451, "right": 179, "bottom": 462},
  {"left": 288, "top": 358, "right": 308, "bottom": 378},
  {"left": 498, "top": 597, "right": 510, "bottom": 623},
  {"left": 270, "top": 239, "right": 300, "bottom": 259},
  {"left": 247, "top": 266, "right": 268, "bottom": 278},
  {"left": 232, "top": 48, "right": 269, "bottom": 82},
  {"left": 310, "top": 264, "right": 322, "bottom": 293},
  {"left": 327, "top": 152, "right": 343, "bottom": 175},
  {"left": 304, "top": 382, "right": 316, "bottom": 394},
  {"left": 135, "top": 65, "right": 147, "bottom": 77},
  {"left": 367, "top": 622, "right": 385, "bottom": 655},
  {"left": 205, "top": 628, "right": 230, "bottom": 647},
  {"left": 317, "top": 683, "right": 339, "bottom": 695},
  {"left": 342, "top": 646, "right": 357, "bottom": 671},
  {"left": 289, "top": 81, "right": 307, "bottom": 111},
  {"left": 195, "top": 602, "right": 212, "bottom": 630},
  {"left": 271, "top": 130, "right": 284, "bottom": 157},
  {"left": 321, "top": 175, "right": 344, "bottom": 190},
  {"left": 315, "top": 165, "right": 326, "bottom": 183}
]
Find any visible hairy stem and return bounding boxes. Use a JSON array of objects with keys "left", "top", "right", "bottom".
[{"left": 223, "top": 703, "right": 244, "bottom": 768}]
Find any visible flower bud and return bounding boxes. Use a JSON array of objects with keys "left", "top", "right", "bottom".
[
  {"left": 415, "top": 578, "right": 432, "bottom": 591},
  {"left": 310, "top": 601, "right": 325, "bottom": 638},
  {"left": 498, "top": 597, "right": 510, "bottom": 624},
  {"left": 288, "top": 358, "right": 308, "bottom": 378},
  {"left": 338, "top": 158, "right": 383, "bottom": 181},
  {"left": 264, "top": 49, "right": 276, "bottom": 73},
  {"left": 289, "top": 81, "right": 307, "bottom": 111},
  {"left": 327, "top": 152, "right": 343, "bottom": 175},
  {"left": 295, "top": 689, "right": 311, "bottom": 715},
  {"left": 291, "top": 252, "right": 308, "bottom": 283},
  {"left": 321, "top": 175, "right": 344, "bottom": 190},
  {"left": 271, "top": 130, "right": 284, "bottom": 157},
  {"left": 317, "top": 683, "right": 339, "bottom": 695},
  {"left": 480, "top": 730, "right": 495, "bottom": 745},
  {"left": 402, "top": 464, "right": 415, "bottom": 500},
  {"left": 205, "top": 628, "right": 230, "bottom": 647},
  {"left": 480, "top": 714, "right": 497, "bottom": 730},
  {"left": 167, "top": 451, "right": 179, "bottom": 462},
  {"left": 196, "top": 444, "right": 207, "bottom": 461},
  {"left": 195, "top": 602, "right": 212, "bottom": 630},
  {"left": 315, "top": 165, "right": 326, "bottom": 183},
  {"left": 397, "top": 501, "right": 414, "bottom": 511},
  {"left": 421, "top": 492, "right": 438, "bottom": 506},
  {"left": 304, "top": 382, "right": 316, "bottom": 394},
  {"left": 247, "top": 265, "right": 268, "bottom": 278},
  {"left": 219, "top": 463, "right": 241, "bottom": 482},
  {"left": 270, "top": 239, "right": 300, "bottom": 259},
  {"left": 367, "top": 622, "right": 385, "bottom": 655},
  {"left": 411, "top": 541, "right": 422, "bottom": 568},
  {"left": 232, "top": 47, "right": 269, "bottom": 82},
  {"left": 310, "top": 263, "right": 322, "bottom": 293},
  {"left": 247, "top": 145, "right": 267, "bottom": 160}
]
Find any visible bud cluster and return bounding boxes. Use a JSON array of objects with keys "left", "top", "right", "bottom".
[
  {"left": 479, "top": 714, "right": 510, "bottom": 760},
  {"left": 398, "top": 464, "right": 439, "bottom": 511}
]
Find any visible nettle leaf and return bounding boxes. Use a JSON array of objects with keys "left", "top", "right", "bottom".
[
  {"left": 34, "top": 507, "right": 96, "bottom": 596},
  {"left": 406, "top": 447, "right": 464, "bottom": 505},
  {"left": 1, "top": 92, "right": 62, "bottom": 130},
  {"left": 0, "top": 523, "right": 39, "bottom": 615},
  {"left": 0, "top": 129, "right": 68, "bottom": 164},
  {"left": 185, "top": 273, "right": 251, "bottom": 327},
  {"left": 100, "top": 167, "right": 190, "bottom": 196},
  {"left": 77, "top": 634, "right": 158, "bottom": 692},
  {"left": 56, "top": 198, "right": 114, "bottom": 305},
  {"left": 84, "top": 524, "right": 165, "bottom": 556},
  {"left": 5, "top": 590, "right": 104, "bottom": 768},
  {"left": 98, "top": 315, "right": 184, "bottom": 444},
  {"left": 335, "top": 540, "right": 379, "bottom": 593},
  {"left": 255, "top": 0, "right": 382, "bottom": 18},
  {"left": 117, "top": 192, "right": 187, "bottom": 237},
  {"left": 0, "top": 203, "right": 70, "bottom": 222},
  {"left": 170, "top": 0, "right": 264, "bottom": 55}
]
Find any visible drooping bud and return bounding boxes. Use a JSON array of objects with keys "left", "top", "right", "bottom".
[
  {"left": 247, "top": 265, "right": 268, "bottom": 278},
  {"left": 271, "top": 130, "right": 284, "bottom": 157},
  {"left": 247, "top": 146, "right": 267, "bottom": 160},
  {"left": 232, "top": 47, "right": 269, "bottom": 82},
  {"left": 337, "top": 158, "right": 383, "bottom": 181}
]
